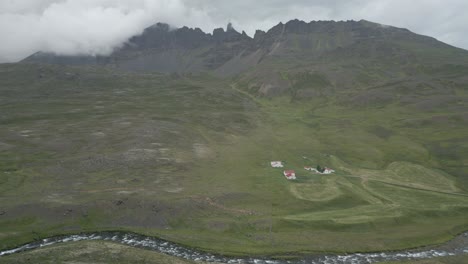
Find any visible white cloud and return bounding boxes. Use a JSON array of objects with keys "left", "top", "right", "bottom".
[
  {"left": 0, "top": 0, "right": 216, "bottom": 62},
  {"left": 0, "top": 0, "right": 467, "bottom": 62}
]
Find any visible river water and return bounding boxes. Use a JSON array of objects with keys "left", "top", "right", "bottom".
[{"left": 1, "top": 231, "right": 467, "bottom": 263}]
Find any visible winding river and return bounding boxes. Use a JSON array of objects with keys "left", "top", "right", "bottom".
[{"left": 1, "top": 231, "right": 467, "bottom": 263}]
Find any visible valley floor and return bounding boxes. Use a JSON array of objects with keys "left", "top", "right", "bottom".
[{"left": 0, "top": 64, "right": 467, "bottom": 257}]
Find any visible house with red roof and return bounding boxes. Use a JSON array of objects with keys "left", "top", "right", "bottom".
[{"left": 283, "top": 170, "right": 296, "bottom": 180}]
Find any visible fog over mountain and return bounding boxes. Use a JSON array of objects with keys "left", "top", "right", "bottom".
[{"left": 1, "top": 0, "right": 468, "bottom": 62}]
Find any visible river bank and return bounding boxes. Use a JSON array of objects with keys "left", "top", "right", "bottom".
[{"left": 1, "top": 231, "right": 467, "bottom": 263}]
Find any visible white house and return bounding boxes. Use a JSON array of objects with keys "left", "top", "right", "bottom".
[{"left": 271, "top": 161, "right": 284, "bottom": 168}]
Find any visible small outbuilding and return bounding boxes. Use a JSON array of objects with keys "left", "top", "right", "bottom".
[
  {"left": 283, "top": 170, "right": 296, "bottom": 180},
  {"left": 271, "top": 161, "right": 284, "bottom": 168}
]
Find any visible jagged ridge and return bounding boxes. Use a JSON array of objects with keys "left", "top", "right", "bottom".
[{"left": 22, "top": 19, "right": 468, "bottom": 98}]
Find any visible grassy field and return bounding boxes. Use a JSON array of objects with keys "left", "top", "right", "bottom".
[{"left": 0, "top": 63, "right": 467, "bottom": 257}]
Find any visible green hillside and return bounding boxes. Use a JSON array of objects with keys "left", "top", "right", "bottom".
[
  {"left": 0, "top": 59, "right": 467, "bottom": 257},
  {"left": 2, "top": 18, "right": 468, "bottom": 264}
]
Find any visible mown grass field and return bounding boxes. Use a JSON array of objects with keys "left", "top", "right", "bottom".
[{"left": 0, "top": 63, "right": 467, "bottom": 257}]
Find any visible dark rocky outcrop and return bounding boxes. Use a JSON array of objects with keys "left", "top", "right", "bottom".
[{"left": 22, "top": 19, "right": 468, "bottom": 81}]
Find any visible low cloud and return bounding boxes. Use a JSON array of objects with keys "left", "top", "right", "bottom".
[
  {"left": 0, "top": 0, "right": 215, "bottom": 62},
  {"left": 1, "top": 0, "right": 467, "bottom": 62}
]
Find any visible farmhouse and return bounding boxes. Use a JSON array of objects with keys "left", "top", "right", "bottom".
[
  {"left": 323, "top": 167, "right": 335, "bottom": 174},
  {"left": 283, "top": 170, "right": 296, "bottom": 180},
  {"left": 271, "top": 161, "right": 284, "bottom": 168}
]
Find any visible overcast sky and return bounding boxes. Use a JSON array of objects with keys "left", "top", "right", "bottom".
[{"left": 1, "top": 0, "right": 467, "bottom": 62}]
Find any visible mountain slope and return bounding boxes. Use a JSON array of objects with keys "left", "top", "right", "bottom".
[
  {"left": 3, "top": 19, "right": 468, "bottom": 257},
  {"left": 22, "top": 19, "right": 468, "bottom": 100}
]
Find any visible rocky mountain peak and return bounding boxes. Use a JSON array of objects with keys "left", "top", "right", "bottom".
[
  {"left": 148, "top": 22, "right": 171, "bottom": 32},
  {"left": 226, "top": 22, "right": 235, "bottom": 32},
  {"left": 212, "top": 23, "right": 251, "bottom": 42},
  {"left": 21, "top": 18, "right": 465, "bottom": 77},
  {"left": 254, "top": 30, "right": 266, "bottom": 39}
]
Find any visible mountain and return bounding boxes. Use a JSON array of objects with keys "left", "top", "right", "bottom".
[
  {"left": 23, "top": 19, "right": 468, "bottom": 97},
  {"left": 14, "top": 18, "right": 468, "bottom": 183},
  {"left": 23, "top": 21, "right": 252, "bottom": 73},
  {"left": 23, "top": 19, "right": 467, "bottom": 71},
  {"left": 3, "top": 19, "right": 468, "bottom": 259}
]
